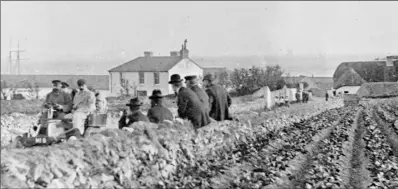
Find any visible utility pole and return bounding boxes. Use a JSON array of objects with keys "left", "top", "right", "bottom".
[
  {"left": 9, "top": 39, "right": 27, "bottom": 75},
  {"left": 9, "top": 38, "right": 12, "bottom": 74}
]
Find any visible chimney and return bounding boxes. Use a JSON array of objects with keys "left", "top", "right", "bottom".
[
  {"left": 180, "top": 39, "right": 189, "bottom": 59},
  {"left": 144, "top": 51, "right": 153, "bottom": 57},
  {"left": 170, "top": 51, "right": 179, "bottom": 57}
]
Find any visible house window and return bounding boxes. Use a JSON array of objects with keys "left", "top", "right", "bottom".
[
  {"left": 344, "top": 91, "right": 349, "bottom": 94},
  {"left": 154, "top": 72, "right": 160, "bottom": 84},
  {"left": 139, "top": 72, "right": 145, "bottom": 84}
]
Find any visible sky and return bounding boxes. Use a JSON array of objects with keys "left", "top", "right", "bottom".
[{"left": 1, "top": 1, "right": 398, "bottom": 73}]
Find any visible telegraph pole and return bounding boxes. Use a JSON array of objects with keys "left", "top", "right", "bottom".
[
  {"left": 9, "top": 38, "right": 12, "bottom": 74},
  {"left": 9, "top": 39, "right": 26, "bottom": 75}
]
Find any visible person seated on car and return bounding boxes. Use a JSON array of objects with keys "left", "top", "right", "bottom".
[
  {"left": 42, "top": 80, "right": 73, "bottom": 119},
  {"left": 118, "top": 97, "right": 149, "bottom": 129},
  {"left": 147, "top": 89, "right": 174, "bottom": 124},
  {"left": 71, "top": 79, "right": 96, "bottom": 135}
]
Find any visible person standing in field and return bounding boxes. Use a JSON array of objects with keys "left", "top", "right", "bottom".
[
  {"left": 147, "top": 89, "right": 174, "bottom": 124},
  {"left": 325, "top": 92, "right": 329, "bottom": 102},
  {"left": 184, "top": 75, "right": 210, "bottom": 113},
  {"left": 72, "top": 79, "right": 96, "bottom": 135},
  {"left": 169, "top": 74, "right": 210, "bottom": 128},
  {"left": 202, "top": 74, "right": 232, "bottom": 121},
  {"left": 118, "top": 97, "right": 149, "bottom": 129}
]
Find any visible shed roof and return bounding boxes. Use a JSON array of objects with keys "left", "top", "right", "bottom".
[{"left": 1, "top": 75, "right": 109, "bottom": 90}]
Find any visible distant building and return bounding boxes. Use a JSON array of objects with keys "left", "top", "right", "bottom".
[
  {"left": 333, "top": 55, "right": 398, "bottom": 94},
  {"left": 1, "top": 75, "right": 109, "bottom": 100},
  {"left": 283, "top": 75, "right": 333, "bottom": 97},
  {"left": 108, "top": 40, "right": 203, "bottom": 96}
]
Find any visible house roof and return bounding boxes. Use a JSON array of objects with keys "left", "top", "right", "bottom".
[
  {"left": 1, "top": 75, "right": 109, "bottom": 90},
  {"left": 387, "top": 55, "right": 398, "bottom": 59},
  {"left": 357, "top": 82, "right": 398, "bottom": 98},
  {"left": 334, "top": 68, "right": 367, "bottom": 89},
  {"left": 109, "top": 56, "right": 181, "bottom": 72},
  {"left": 311, "top": 77, "right": 334, "bottom": 84},
  {"left": 109, "top": 55, "right": 203, "bottom": 72},
  {"left": 282, "top": 76, "right": 306, "bottom": 84},
  {"left": 333, "top": 60, "right": 398, "bottom": 88}
]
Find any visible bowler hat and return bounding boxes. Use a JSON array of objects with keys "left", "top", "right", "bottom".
[
  {"left": 52, "top": 80, "right": 62, "bottom": 84},
  {"left": 126, "top": 97, "right": 143, "bottom": 107},
  {"left": 77, "top": 79, "right": 86, "bottom": 86},
  {"left": 149, "top": 89, "right": 164, "bottom": 99},
  {"left": 203, "top": 74, "right": 215, "bottom": 82},
  {"left": 184, "top": 75, "right": 197, "bottom": 81},
  {"left": 168, "top": 74, "right": 183, "bottom": 84}
]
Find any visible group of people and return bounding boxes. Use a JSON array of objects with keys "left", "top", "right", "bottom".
[
  {"left": 294, "top": 91, "right": 309, "bottom": 103},
  {"left": 118, "top": 73, "right": 232, "bottom": 130},
  {"left": 42, "top": 73, "right": 232, "bottom": 136},
  {"left": 41, "top": 79, "right": 107, "bottom": 135}
]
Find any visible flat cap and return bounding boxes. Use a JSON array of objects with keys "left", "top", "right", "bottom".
[
  {"left": 52, "top": 80, "right": 61, "bottom": 84},
  {"left": 61, "top": 82, "right": 69, "bottom": 87},
  {"left": 184, "top": 75, "right": 197, "bottom": 81},
  {"left": 77, "top": 79, "right": 86, "bottom": 86}
]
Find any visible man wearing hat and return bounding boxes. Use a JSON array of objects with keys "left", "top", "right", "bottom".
[
  {"left": 118, "top": 97, "right": 149, "bottom": 129},
  {"left": 147, "top": 89, "right": 174, "bottom": 124},
  {"left": 185, "top": 75, "right": 210, "bottom": 114},
  {"left": 169, "top": 74, "right": 211, "bottom": 128},
  {"left": 42, "top": 80, "right": 73, "bottom": 119},
  {"left": 72, "top": 79, "right": 96, "bottom": 135},
  {"left": 203, "top": 73, "right": 232, "bottom": 121}
]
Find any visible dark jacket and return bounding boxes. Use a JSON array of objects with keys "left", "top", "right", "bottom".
[
  {"left": 205, "top": 84, "right": 232, "bottom": 121},
  {"left": 190, "top": 85, "right": 210, "bottom": 113},
  {"left": 147, "top": 104, "right": 174, "bottom": 124},
  {"left": 118, "top": 110, "right": 149, "bottom": 129},
  {"left": 177, "top": 87, "right": 211, "bottom": 128}
]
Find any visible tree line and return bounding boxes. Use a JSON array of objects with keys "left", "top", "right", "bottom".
[{"left": 213, "top": 65, "right": 303, "bottom": 96}]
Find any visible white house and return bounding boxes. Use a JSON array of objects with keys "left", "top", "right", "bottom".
[
  {"left": 1, "top": 75, "right": 109, "bottom": 100},
  {"left": 108, "top": 40, "right": 203, "bottom": 96}
]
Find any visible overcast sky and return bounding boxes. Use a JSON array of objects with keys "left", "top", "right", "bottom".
[{"left": 1, "top": 1, "right": 397, "bottom": 62}]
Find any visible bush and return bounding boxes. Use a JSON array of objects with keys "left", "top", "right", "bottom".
[{"left": 229, "top": 65, "right": 286, "bottom": 96}]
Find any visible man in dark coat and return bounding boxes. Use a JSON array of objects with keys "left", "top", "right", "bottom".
[
  {"left": 185, "top": 75, "right": 210, "bottom": 113},
  {"left": 169, "top": 74, "right": 210, "bottom": 128},
  {"left": 302, "top": 91, "right": 309, "bottom": 103},
  {"left": 147, "top": 89, "right": 174, "bottom": 124},
  {"left": 42, "top": 80, "right": 73, "bottom": 119},
  {"left": 295, "top": 92, "right": 301, "bottom": 103},
  {"left": 202, "top": 74, "right": 232, "bottom": 121},
  {"left": 118, "top": 97, "right": 149, "bottom": 129},
  {"left": 325, "top": 92, "right": 329, "bottom": 102}
]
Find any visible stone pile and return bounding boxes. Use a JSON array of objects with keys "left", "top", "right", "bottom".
[{"left": 1, "top": 97, "right": 344, "bottom": 188}]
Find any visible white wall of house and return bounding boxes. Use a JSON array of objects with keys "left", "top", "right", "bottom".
[
  {"left": 110, "top": 72, "right": 121, "bottom": 96},
  {"left": 168, "top": 59, "right": 203, "bottom": 94},
  {"left": 336, "top": 86, "right": 361, "bottom": 95},
  {"left": 110, "top": 71, "right": 170, "bottom": 96}
]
